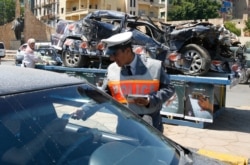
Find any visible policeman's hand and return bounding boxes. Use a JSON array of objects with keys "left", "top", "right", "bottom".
[
  {"left": 165, "top": 93, "right": 177, "bottom": 106},
  {"left": 134, "top": 97, "right": 150, "bottom": 107},
  {"left": 71, "top": 108, "right": 85, "bottom": 120}
]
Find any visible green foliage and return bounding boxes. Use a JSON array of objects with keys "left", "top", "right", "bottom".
[
  {"left": 168, "top": 0, "right": 221, "bottom": 21},
  {"left": 244, "top": 19, "right": 250, "bottom": 32},
  {"left": 224, "top": 21, "right": 241, "bottom": 36},
  {"left": 0, "top": 0, "right": 16, "bottom": 25}
]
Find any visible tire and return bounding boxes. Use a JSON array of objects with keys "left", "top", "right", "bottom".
[
  {"left": 180, "top": 44, "right": 211, "bottom": 76},
  {"left": 62, "top": 49, "right": 89, "bottom": 68}
]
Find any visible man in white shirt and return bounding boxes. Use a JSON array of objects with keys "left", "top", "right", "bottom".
[{"left": 21, "top": 38, "right": 45, "bottom": 68}]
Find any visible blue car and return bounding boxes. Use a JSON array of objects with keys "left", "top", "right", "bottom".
[{"left": 0, "top": 65, "right": 226, "bottom": 165}]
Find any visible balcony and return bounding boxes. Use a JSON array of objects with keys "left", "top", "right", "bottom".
[
  {"left": 66, "top": 8, "right": 89, "bottom": 16},
  {"left": 34, "top": 4, "right": 41, "bottom": 8},
  {"left": 40, "top": 13, "right": 56, "bottom": 21},
  {"left": 48, "top": 0, "right": 57, "bottom": 4},
  {"left": 138, "top": 0, "right": 165, "bottom": 8},
  {"left": 48, "top": 13, "right": 56, "bottom": 19},
  {"left": 42, "top": 2, "right": 54, "bottom": 7},
  {"left": 40, "top": 15, "right": 48, "bottom": 21}
]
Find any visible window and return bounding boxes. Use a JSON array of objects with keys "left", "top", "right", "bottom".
[
  {"left": 130, "top": 0, "right": 135, "bottom": 7},
  {"left": 0, "top": 43, "right": 4, "bottom": 49},
  {"left": 160, "top": 12, "right": 165, "bottom": 18},
  {"left": 149, "top": 12, "right": 154, "bottom": 17},
  {"left": 138, "top": 10, "right": 145, "bottom": 16},
  {"left": 61, "top": 8, "right": 64, "bottom": 14}
]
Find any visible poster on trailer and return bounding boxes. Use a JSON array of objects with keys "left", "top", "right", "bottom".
[
  {"left": 160, "top": 80, "right": 185, "bottom": 118},
  {"left": 184, "top": 82, "right": 214, "bottom": 123}
]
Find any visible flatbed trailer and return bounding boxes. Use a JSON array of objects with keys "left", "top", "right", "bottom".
[{"left": 36, "top": 65, "right": 239, "bottom": 128}]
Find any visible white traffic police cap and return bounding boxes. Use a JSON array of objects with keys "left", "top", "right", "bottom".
[{"left": 101, "top": 31, "right": 133, "bottom": 56}]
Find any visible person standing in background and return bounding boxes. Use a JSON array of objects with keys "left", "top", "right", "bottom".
[{"left": 21, "top": 38, "right": 46, "bottom": 68}]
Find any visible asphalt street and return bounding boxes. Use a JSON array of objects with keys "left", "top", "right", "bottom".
[{"left": 1, "top": 59, "right": 250, "bottom": 164}]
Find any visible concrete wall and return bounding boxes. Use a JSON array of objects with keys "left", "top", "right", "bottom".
[{"left": 0, "top": 23, "right": 16, "bottom": 50}]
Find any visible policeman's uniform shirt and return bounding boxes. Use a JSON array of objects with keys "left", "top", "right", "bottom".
[{"left": 125, "top": 54, "right": 137, "bottom": 75}]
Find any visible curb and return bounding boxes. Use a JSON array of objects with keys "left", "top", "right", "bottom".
[
  {"left": 1, "top": 57, "right": 15, "bottom": 61},
  {"left": 1, "top": 51, "right": 15, "bottom": 61},
  {"left": 197, "top": 149, "right": 249, "bottom": 165}
]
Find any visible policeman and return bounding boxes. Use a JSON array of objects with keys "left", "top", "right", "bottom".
[{"left": 99, "top": 31, "right": 175, "bottom": 132}]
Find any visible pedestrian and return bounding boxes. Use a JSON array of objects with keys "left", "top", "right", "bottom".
[
  {"left": 21, "top": 38, "right": 46, "bottom": 68},
  {"left": 72, "top": 31, "right": 175, "bottom": 132}
]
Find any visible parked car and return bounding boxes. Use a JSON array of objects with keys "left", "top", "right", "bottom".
[
  {"left": 15, "top": 43, "right": 27, "bottom": 64},
  {"left": 0, "top": 42, "right": 5, "bottom": 58},
  {"left": 15, "top": 43, "right": 62, "bottom": 66},
  {"left": 0, "top": 65, "right": 227, "bottom": 165}
]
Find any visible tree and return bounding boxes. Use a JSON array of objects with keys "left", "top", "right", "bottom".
[
  {"left": 0, "top": 0, "right": 16, "bottom": 25},
  {"left": 244, "top": 19, "right": 250, "bottom": 30},
  {"left": 168, "top": 0, "right": 221, "bottom": 21}
]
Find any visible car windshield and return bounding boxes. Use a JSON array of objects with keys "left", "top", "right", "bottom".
[
  {"left": 0, "top": 83, "right": 179, "bottom": 165},
  {"left": 0, "top": 43, "right": 4, "bottom": 49}
]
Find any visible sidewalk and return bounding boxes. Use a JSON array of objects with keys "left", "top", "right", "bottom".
[{"left": 163, "top": 84, "right": 250, "bottom": 164}]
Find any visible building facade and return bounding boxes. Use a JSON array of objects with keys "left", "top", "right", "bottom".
[
  {"left": 218, "top": 0, "right": 250, "bottom": 20},
  {"left": 32, "top": 0, "right": 167, "bottom": 24},
  {"left": 59, "top": 0, "right": 166, "bottom": 21},
  {"left": 32, "top": 0, "right": 60, "bottom": 27},
  {"left": 31, "top": 0, "right": 249, "bottom": 26},
  {"left": 231, "top": 0, "right": 250, "bottom": 19}
]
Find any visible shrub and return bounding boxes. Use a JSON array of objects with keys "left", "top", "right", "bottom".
[
  {"left": 244, "top": 19, "right": 250, "bottom": 32},
  {"left": 224, "top": 21, "right": 241, "bottom": 36}
]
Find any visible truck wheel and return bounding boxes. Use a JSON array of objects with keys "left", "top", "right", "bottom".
[
  {"left": 180, "top": 44, "right": 211, "bottom": 76},
  {"left": 62, "top": 50, "right": 88, "bottom": 68}
]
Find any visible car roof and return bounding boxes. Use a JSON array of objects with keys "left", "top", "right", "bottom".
[{"left": 0, "top": 66, "right": 85, "bottom": 96}]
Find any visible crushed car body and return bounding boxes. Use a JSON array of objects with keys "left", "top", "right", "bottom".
[{"left": 51, "top": 10, "right": 246, "bottom": 80}]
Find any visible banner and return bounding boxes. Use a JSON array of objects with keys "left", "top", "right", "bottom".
[
  {"left": 161, "top": 80, "right": 185, "bottom": 118},
  {"left": 184, "top": 82, "right": 214, "bottom": 123}
]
